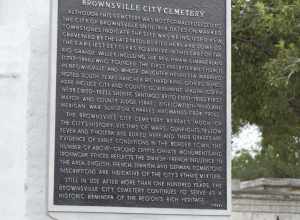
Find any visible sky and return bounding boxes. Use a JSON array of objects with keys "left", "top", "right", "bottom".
[{"left": 232, "top": 124, "right": 262, "bottom": 157}]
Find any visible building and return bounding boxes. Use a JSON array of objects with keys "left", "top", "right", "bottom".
[{"left": 232, "top": 178, "right": 300, "bottom": 220}]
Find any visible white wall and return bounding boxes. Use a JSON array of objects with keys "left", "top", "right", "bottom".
[
  {"left": 25, "top": 0, "right": 52, "bottom": 219},
  {"left": 0, "top": 0, "right": 50, "bottom": 219},
  {"left": 0, "top": 1, "right": 30, "bottom": 220}
]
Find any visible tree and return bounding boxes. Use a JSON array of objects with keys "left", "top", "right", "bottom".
[{"left": 232, "top": 0, "right": 300, "bottom": 179}]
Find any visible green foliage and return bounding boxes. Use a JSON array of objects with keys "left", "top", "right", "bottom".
[{"left": 232, "top": 0, "right": 300, "bottom": 179}]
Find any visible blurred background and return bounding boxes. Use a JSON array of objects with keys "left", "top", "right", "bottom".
[{"left": 231, "top": 0, "right": 300, "bottom": 181}]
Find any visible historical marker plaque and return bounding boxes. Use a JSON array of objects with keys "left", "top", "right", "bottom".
[{"left": 48, "top": 0, "right": 231, "bottom": 215}]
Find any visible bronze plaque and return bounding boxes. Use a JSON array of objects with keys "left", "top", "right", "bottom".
[{"left": 49, "top": 0, "right": 229, "bottom": 213}]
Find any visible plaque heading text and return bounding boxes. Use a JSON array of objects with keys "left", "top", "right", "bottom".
[{"left": 82, "top": 0, "right": 206, "bottom": 17}]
